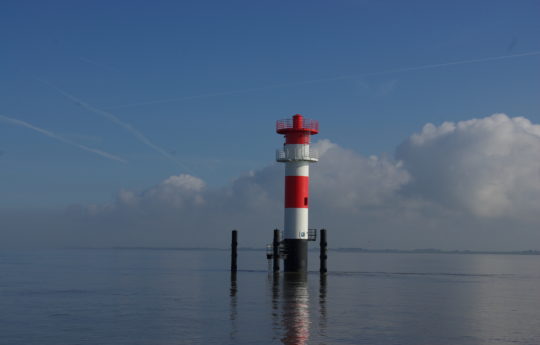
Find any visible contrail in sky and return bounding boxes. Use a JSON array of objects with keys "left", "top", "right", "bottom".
[
  {"left": 358, "top": 50, "right": 540, "bottom": 76},
  {"left": 38, "top": 79, "right": 194, "bottom": 174},
  {"left": 107, "top": 50, "right": 540, "bottom": 110},
  {"left": 0, "top": 114, "right": 127, "bottom": 163}
]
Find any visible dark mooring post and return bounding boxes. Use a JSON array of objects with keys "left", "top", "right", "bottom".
[
  {"left": 320, "top": 228, "right": 327, "bottom": 274},
  {"left": 273, "top": 229, "right": 281, "bottom": 272},
  {"left": 231, "top": 230, "right": 238, "bottom": 272}
]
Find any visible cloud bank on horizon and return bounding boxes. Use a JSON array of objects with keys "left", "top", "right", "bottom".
[{"left": 3, "top": 113, "right": 540, "bottom": 250}]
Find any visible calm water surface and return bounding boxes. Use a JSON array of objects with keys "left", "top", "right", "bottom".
[{"left": 1, "top": 249, "right": 540, "bottom": 344}]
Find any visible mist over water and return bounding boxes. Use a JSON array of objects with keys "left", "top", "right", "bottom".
[{"left": 2, "top": 249, "right": 540, "bottom": 344}]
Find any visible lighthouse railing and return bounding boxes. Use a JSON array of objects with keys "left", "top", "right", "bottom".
[
  {"left": 276, "top": 118, "right": 319, "bottom": 131},
  {"left": 276, "top": 147, "right": 319, "bottom": 162}
]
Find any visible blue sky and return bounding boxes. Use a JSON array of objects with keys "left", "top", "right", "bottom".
[{"left": 1, "top": 0, "right": 539, "bottom": 213}]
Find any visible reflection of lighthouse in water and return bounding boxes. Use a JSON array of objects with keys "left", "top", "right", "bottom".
[
  {"left": 269, "top": 274, "right": 310, "bottom": 345},
  {"left": 281, "top": 275, "right": 310, "bottom": 345},
  {"left": 265, "top": 273, "right": 328, "bottom": 344}
]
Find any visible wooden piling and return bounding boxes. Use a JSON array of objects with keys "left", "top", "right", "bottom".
[
  {"left": 231, "top": 230, "right": 238, "bottom": 272},
  {"left": 273, "top": 229, "right": 281, "bottom": 272},
  {"left": 320, "top": 228, "right": 327, "bottom": 274}
]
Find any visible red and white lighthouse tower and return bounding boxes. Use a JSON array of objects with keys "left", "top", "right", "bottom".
[{"left": 276, "top": 114, "right": 319, "bottom": 273}]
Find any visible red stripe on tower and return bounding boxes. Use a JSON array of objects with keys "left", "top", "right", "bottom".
[{"left": 284, "top": 176, "right": 309, "bottom": 208}]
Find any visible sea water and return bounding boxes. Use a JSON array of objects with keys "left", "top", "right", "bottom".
[{"left": 1, "top": 249, "right": 540, "bottom": 344}]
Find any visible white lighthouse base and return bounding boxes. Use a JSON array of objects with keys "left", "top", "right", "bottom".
[{"left": 284, "top": 208, "right": 309, "bottom": 240}]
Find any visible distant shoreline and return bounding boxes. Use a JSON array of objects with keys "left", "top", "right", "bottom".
[
  {"left": 94, "top": 247, "right": 540, "bottom": 255},
  {"left": 331, "top": 248, "right": 540, "bottom": 255}
]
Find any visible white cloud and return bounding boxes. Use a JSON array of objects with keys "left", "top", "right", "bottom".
[
  {"left": 3, "top": 113, "right": 540, "bottom": 250},
  {"left": 397, "top": 113, "right": 540, "bottom": 219},
  {"left": 311, "top": 139, "right": 410, "bottom": 211},
  {"left": 59, "top": 114, "right": 540, "bottom": 249},
  {"left": 93, "top": 139, "right": 410, "bottom": 219},
  {"left": 142, "top": 174, "right": 206, "bottom": 207}
]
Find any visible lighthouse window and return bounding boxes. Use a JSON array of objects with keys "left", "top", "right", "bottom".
[{"left": 304, "top": 197, "right": 308, "bottom": 206}]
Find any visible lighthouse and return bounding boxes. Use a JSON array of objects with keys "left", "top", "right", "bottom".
[{"left": 276, "top": 114, "right": 319, "bottom": 273}]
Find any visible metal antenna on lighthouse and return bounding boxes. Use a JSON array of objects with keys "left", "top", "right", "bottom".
[{"left": 276, "top": 114, "right": 319, "bottom": 273}]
